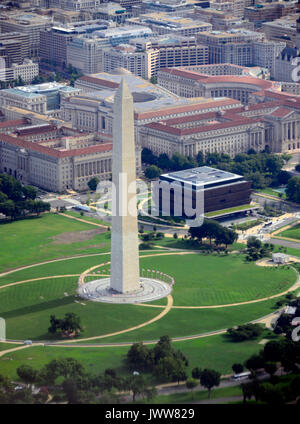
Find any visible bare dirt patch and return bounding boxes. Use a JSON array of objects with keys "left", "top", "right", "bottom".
[{"left": 51, "top": 228, "right": 107, "bottom": 244}]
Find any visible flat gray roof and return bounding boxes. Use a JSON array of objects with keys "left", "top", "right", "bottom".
[{"left": 161, "top": 166, "right": 243, "bottom": 187}]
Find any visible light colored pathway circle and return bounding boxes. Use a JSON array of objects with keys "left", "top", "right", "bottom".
[{"left": 77, "top": 277, "right": 172, "bottom": 304}]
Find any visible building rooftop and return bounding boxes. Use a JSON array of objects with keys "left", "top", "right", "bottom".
[
  {"left": 161, "top": 166, "right": 244, "bottom": 188},
  {"left": 2, "top": 83, "right": 78, "bottom": 98},
  {"left": 128, "top": 13, "right": 211, "bottom": 29},
  {"left": 76, "top": 71, "right": 240, "bottom": 115}
]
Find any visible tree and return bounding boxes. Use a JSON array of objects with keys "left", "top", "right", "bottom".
[
  {"left": 263, "top": 341, "right": 284, "bottom": 362},
  {"left": 88, "top": 177, "right": 99, "bottom": 192},
  {"left": 17, "top": 365, "right": 38, "bottom": 388},
  {"left": 32, "top": 200, "right": 50, "bottom": 216},
  {"left": 145, "top": 165, "right": 162, "bottom": 179},
  {"left": 62, "top": 378, "right": 80, "bottom": 404},
  {"left": 295, "top": 164, "right": 300, "bottom": 173},
  {"left": 258, "top": 383, "right": 285, "bottom": 405},
  {"left": 186, "top": 378, "right": 198, "bottom": 399},
  {"left": 157, "top": 153, "right": 172, "bottom": 170},
  {"left": 196, "top": 151, "right": 204, "bottom": 166},
  {"left": 192, "top": 367, "right": 202, "bottom": 379},
  {"left": 276, "top": 170, "right": 290, "bottom": 185},
  {"left": 22, "top": 185, "right": 37, "bottom": 200},
  {"left": 48, "top": 313, "right": 82, "bottom": 337},
  {"left": 264, "top": 362, "right": 277, "bottom": 378},
  {"left": 199, "top": 369, "right": 221, "bottom": 398},
  {"left": 186, "top": 378, "right": 198, "bottom": 391},
  {"left": 41, "top": 358, "right": 85, "bottom": 385},
  {"left": 127, "top": 342, "right": 151, "bottom": 372},
  {"left": 124, "top": 375, "right": 155, "bottom": 402},
  {"left": 286, "top": 176, "right": 300, "bottom": 203},
  {"left": 141, "top": 148, "right": 158, "bottom": 165},
  {"left": 232, "top": 363, "right": 244, "bottom": 374},
  {"left": 60, "top": 313, "right": 82, "bottom": 336},
  {"left": 227, "top": 324, "right": 263, "bottom": 342},
  {"left": 0, "top": 199, "right": 15, "bottom": 220},
  {"left": 247, "top": 236, "right": 262, "bottom": 250},
  {"left": 150, "top": 76, "right": 157, "bottom": 84},
  {"left": 153, "top": 356, "right": 187, "bottom": 384},
  {"left": 245, "top": 353, "right": 265, "bottom": 372}
]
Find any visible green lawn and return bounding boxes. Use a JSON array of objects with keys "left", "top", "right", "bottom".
[
  {"left": 0, "top": 332, "right": 275, "bottom": 381},
  {"left": 0, "top": 249, "right": 295, "bottom": 340},
  {"left": 205, "top": 204, "right": 254, "bottom": 218},
  {"left": 140, "top": 253, "right": 296, "bottom": 306},
  {"left": 0, "top": 342, "right": 19, "bottom": 351},
  {"left": 0, "top": 276, "right": 160, "bottom": 341},
  {"left": 276, "top": 223, "right": 300, "bottom": 241},
  {"left": 257, "top": 188, "right": 286, "bottom": 199},
  {"left": 137, "top": 385, "right": 243, "bottom": 404},
  {"left": 0, "top": 214, "right": 111, "bottom": 273},
  {"left": 273, "top": 245, "right": 300, "bottom": 258},
  {"left": 84, "top": 297, "right": 283, "bottom": 344}
]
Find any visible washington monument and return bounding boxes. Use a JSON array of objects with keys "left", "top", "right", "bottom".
[{"left": 110, "top": 78, "right": 140, "bottom": 293}]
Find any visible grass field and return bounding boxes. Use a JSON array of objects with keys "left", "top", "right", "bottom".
[
  {"left": 137, "top": 385, "right": 243, "bottom": 404},
  {"left": 257, "top": 188, "right": 286, "bottom": 199},
  {"left": 140, "top": 253, "right": 296, "bottom": 306},
  {"left": 205, "top": 204, "right": 253, "bottom": 218},
  {"left": 0, "top": 276, "right": 160, "bottom": 341},
  {"left": 0, "top": 213, "right": 110, "bottom": 273},
  {"left": 0, "top": 249, "right": 294, "bottom": 340},
  {"left": 0, "top": 332, "right": 275, "bottom": 380},
  {"left": 82, "top": 297, "right": 283, "bottom": 344},
  {"left": 0, "top": 212, "right": 296, "bottom": 383},
  {"left": 276, "top": 223, "right": 300, "bottom": 241},
  {"left": 0, "top": 343, "right": 18, "bottom": 352}
]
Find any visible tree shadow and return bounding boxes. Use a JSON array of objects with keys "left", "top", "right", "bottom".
[{"left": 0, "top": 295, "right": 76, "bottom": 319}]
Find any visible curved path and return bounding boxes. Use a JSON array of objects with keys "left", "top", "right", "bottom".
[{"left": 54, "top": 295, "right": 173, "bottom": 344}]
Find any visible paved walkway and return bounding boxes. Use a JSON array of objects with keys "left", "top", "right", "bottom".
[{"left": 58, "top": 212, "right": 108, "bottom": 229}]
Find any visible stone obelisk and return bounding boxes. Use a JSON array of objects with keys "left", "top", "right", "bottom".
[{"left": 110, "top": 78, "right": 140, "bottom": 293}]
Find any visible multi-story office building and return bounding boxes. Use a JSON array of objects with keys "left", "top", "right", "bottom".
[
  {"left": 0, "top": 82, "right": 80, "bottom": 115},
  {"left": 126, "top": 13, "right": 212, "bottom": 36},
  {"left": 60, "top": 70, "right": 241, "bottom": 134},
  {"left": 185, "top": 63, "right": 268, "bottom": 78},
  {"left": 67, "top": 25, "right": 153, "bottom": 73},
  {"left": 252, "top": 40, "right": 286, "bottom": 75},
  {"left": 0, "top": 32, "right": 30, "bottom": 68},
  {"left": 91, "top": 3, "right": 132, "bottom": 23},
  {"left": 55, "top": 0, "right": 102, "bottom": 11},
  {"left": 134, "top": 0, "right": 197, "bottom": 16},
  {"left": 210, "top": 0, "right": 246, "bottom": 19},
  {"left": 196, "top": 29, "right": 264, "bottom": 66},
  {"left": 244, "top": 1, "right": 296, "bottom": 28},
  {"left": 138, "top": 99, "right": 300, "bottom": 157},
  {"left": 112, "top": 0, "right": 143, "bottom": 11},
  {"left": 0, "top": 59, "right": 39, "bottom": 83},
  {"left": 101, "top": 36, "right": 208, "bottom": 79},
  {"left": 157, "top": 67, "right": 281, "bottom": 102},
  {"left": 40, "top": 27, "right": 76, "bottom": 67},
  {"left": 0, "top": 118, "right": 141, "bottom": 192},
  {"left": 195, "top": 7, "right": 253, "bottom": 31},
  {"left": 0, "top": 12, "right": 52, "bottom": 56},
  {"left": 261, "top": 15, "right": 297, "bottom": 47}
]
